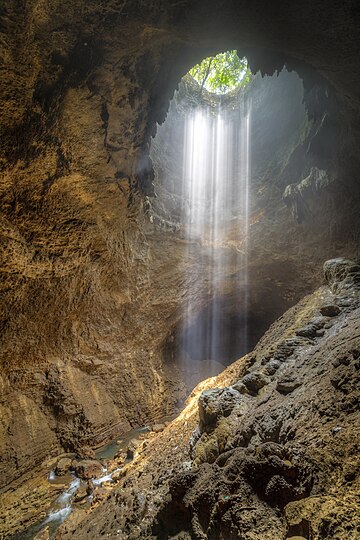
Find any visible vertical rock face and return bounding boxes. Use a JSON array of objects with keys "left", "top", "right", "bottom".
[{"left": 0, "top": 0, "right": 360, "bottom": 506}]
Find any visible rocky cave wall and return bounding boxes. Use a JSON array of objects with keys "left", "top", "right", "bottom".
[
  {"left": 1, "top": 0, "right": 360, "bottom": 495},
  {"left": 150, "top": 67, "right": 360, "bottom": 391}
]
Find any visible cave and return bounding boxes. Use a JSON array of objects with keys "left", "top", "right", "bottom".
[
  {"left": 0, "top": 2, "right": 359, "bottom": 540},
  {"left": 151, "top": 65, "right": 311, "bottom": 395}
]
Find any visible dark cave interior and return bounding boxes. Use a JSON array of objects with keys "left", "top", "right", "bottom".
[{"left": 1, "top": 1, "right": 360, "bottom": 539}]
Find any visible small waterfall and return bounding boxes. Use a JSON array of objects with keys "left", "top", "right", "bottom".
[
  {"left": 45, "top": 477, "right": 80, "bottom": 524},
  {"left": 180, "top": 100, "right": 251, "bottom": 382}
]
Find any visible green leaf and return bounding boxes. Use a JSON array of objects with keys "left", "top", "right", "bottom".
[{"left": 188, "top": 51, "right": 252, "bottom": 94}]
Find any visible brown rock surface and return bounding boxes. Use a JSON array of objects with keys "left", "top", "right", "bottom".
[
  {"left": 34, "top": 526, "right": 50, "bottom": 540},
  {"left": 0, "top": 1, "right": 360, "bottom": 537},
  {"left": 55, "top": 260, "right": 360, "bottom": 539},
  {"left": 0, "top": 460, "right": 64, "bottom": 538},
  {"left": 73, "top": 460, "right": 103, "bottom": 480},
  {"left": 55, "top": 457, "right": 73, "bottom": 476}
]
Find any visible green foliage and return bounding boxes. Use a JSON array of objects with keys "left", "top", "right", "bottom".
[{"left": 189, "top": 51, "right": 252, "bottom": 94}]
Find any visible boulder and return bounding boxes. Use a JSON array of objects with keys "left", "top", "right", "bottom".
[
  {"left": 241, "top": 372, "right": 269, "bottom": 395},
  {"left": 320, "top": 304, "right": 341, "bottom": 317},
  {"left": 231, "top": 381, "right": 248, "bottom": 394},
  {"left": 55, "top": 457, "right": 73, "bottom": 476},
  {"left": 73, "top": 459, "right": 103, "bottom": 480},
  {"left": 198, "top": 387, "right": 241, "bottom": 432},
  {"left": 73, "top": 485, "right": 88, "bottom": 503},
  {"left": 127, "top": 439, "right": 141, "bottom": 459},
  {"left": 264, "top": 359, "right": 281, "bottom": 375},
  {"left": 296, "top": 324, "right": 318, "bottom": 338},
  {"left": 273, "top": 337, "right": 313, "bottom": 362}
]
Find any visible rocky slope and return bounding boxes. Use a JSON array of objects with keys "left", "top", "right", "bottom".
[{"left": 55, "top": 258, "right": 360, "bottom": 539}]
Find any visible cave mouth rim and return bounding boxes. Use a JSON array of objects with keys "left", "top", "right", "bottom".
[{"left": 186, "top": 50, "right": 252, "bottom": 97}]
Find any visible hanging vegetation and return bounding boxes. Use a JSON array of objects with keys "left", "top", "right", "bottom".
[{"left": 188, "top": 50, "right": 252, "bottom": 94}]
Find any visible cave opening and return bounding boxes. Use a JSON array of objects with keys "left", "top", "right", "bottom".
[{"left": 150, "top": 53, "right": 308, "bottom": 394}]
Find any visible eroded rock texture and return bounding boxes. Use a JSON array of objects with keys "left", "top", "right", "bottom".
[
  {"left": 55, "top": 259, "right": 360, "bottom": 539},
  {"left": 1, "top": 1, "right": 360, "bottom": 532}
]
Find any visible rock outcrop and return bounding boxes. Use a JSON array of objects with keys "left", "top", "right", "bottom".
[{"left": 55, "top": 259, "right": 360, "bottom": 539}]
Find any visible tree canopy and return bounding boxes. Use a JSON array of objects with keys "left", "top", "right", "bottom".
[{"left": 188, "top": 51, "right": 251, "bottom": 94}]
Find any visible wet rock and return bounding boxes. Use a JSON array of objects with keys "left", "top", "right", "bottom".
[
  {"left": 74, "top": 460, "right": 103, "bottom": 480},
  {"left": 151, "top": 423, "right": 165, "bottom": 433},
  {"left": 86, "top": 479, "right": 94, "bottom": 495},
  {"left": 257, "top": 412, "right": 283, "bottom": 443},
  {"left": 127, "top": 439, "right": 141, "bottom": 459},
  {"left": 55, "top": 457, "right": 73, "bottom": 476},
  {"left": 74, "top": 485, "right": 88, "bottom": 503},
  {"left": 111, "top": 468, "right": 125, "bottom": 482},
  {"left": 241, "top": 372, "right": 269, "bottom": 395},
  {"left": 309, "top": 316, "right": 328, "bottom": 327},
  {"left": 296, "top": 314, "right": 328, "bottom": 338},
  {"left": 324, "top": 320, "right": 334, "bottom": 329},
  {"left": 320, "top": 304, "right": 341, "bottom": 317},
  {"left": 272, "top": 337, "right": 313, "bottom": 363},
  {"left": 277, "top": 379, "right": 301, "bottom": 394},
  {"left": 198, "top": 388, "right": 223, "bottom": 430},
  {"left": 189, "top": 427, "right": 201, "bottom": 457}
]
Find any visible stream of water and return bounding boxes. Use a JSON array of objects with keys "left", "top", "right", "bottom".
[{"left": 17, "top": 416, "right": 178, "bottom": 540}]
